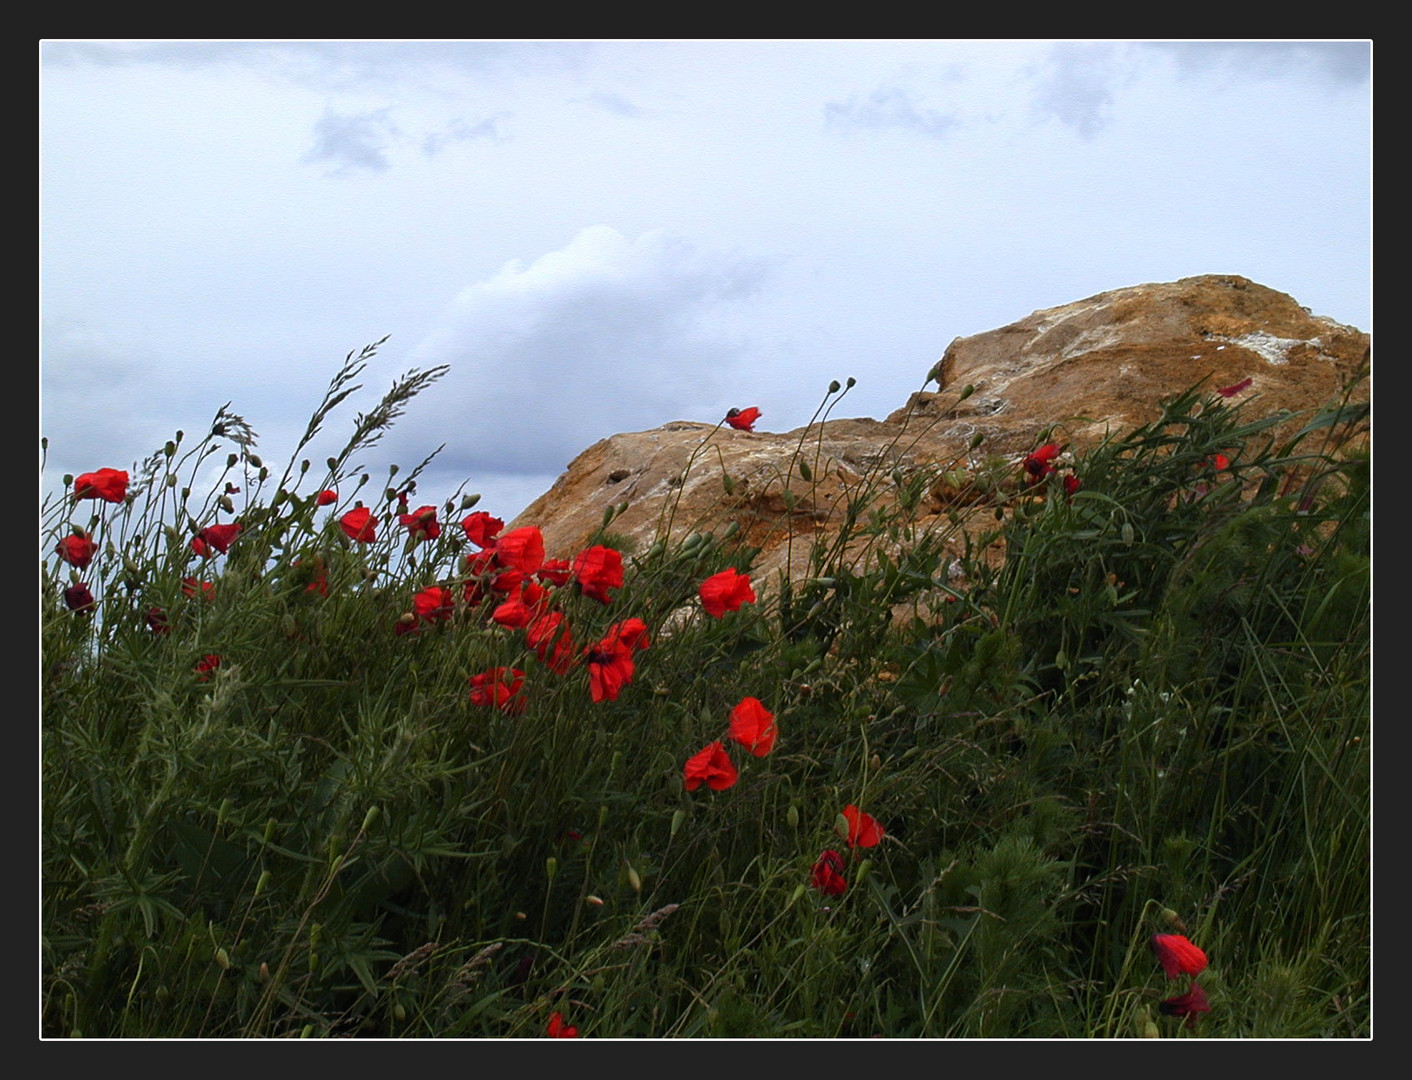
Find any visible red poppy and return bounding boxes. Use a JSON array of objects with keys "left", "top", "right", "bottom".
[
  {"left": 293, "top": 557, "right": 329, "bottom": 596},
  {"left": 683, "top": 741, "right": 738, "bottom": 791},
  {"left": 224, "top": 483, "right": 241, "bottom": 495},
  {"left": 469, "top": 667, "right": 527, "bottom": 712},
  {"left": 1208, "top": 453, "right": 1230, "bottom": 471},
  {"left": 74, "top": 468, "right": 129, "bottom": 503},
  {"left": 1217, "top": 377, "right": 1253, "bottom": 398},
  {"left": 1022, "top": 444, "right": 1062, "bottom": 484},
  {"left": 545, "top": 1012, "right": 578, "bottom": 1038},
  {"left": 316, "top": 489, "right": 338, "bottom": 506},
  {"left": 1151, "top": 934, "right": 1208, "bottom": 980},
  {"left": 607, "top": 616, "right": 651, "bottom": 652},
  {"left": 585, "top": 639, "right": 635, "bottom": 703},
  {"left": 727, "top": 696, "right": 777, "bottom": 757},
  {"left": 461, "top": 511, "right": 504, "bottom": 548},
  {"left": 146, "top": 607, "right": 170, "bottom": 634},
  {"left": 412, "top": 585, "right": 455, "bottom": 623},
  {"left": 839, "top": 805, "right": 885, "bottom": 848},
  {"left": 810, "top": 850, "right": 847, "bottom": 896},
  {"left": 191, "top": 522, "right": 241, "bottom": 557},
  {"left": 527, "top": 611, "right": 576, "bottom": 674},
  {"left": 536, "top": 558, "right": 572, "bottom": 586},
  {"left": 494, "top": 527, "right": 546, "bottom": 576},
  {"left": 339, "top": 506, "right": 378, "bottom": 543},
  {"left": 195, "top": 653, "right": 222, "bottom": 680},
  {"left": 492, "top": 582, "right": 552, "bottom": 629},
  {"left": 699, "top": 568, "right": 756, "bottom": 618},
  {"left": 1159, "top": 982, "right": 1210, "bottom": 1027},
  {"left": 182, "top": 577, "right": 215, "bottom": 599},
  {"left": 573, "top": 545, "right": 624, "bottom": 605},
  {"left": 1063, "top": 474, "right": 1081, "bottom": 497},
  {"left": 725, "top": 406, "right": 761, "bottom": 432},
  {"left": 63, "top": 583, "right": 96, "bottom": 613},
  {"left": 399, "top": 505, "right": 441, "bottom": 541},
  {"left": 57, "top": 531, "right": 97, "bottom": 569}
]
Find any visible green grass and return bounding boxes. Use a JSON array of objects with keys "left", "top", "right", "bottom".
[{"left": 41, "top": 344, "right": 1370, "bottom": 1038}]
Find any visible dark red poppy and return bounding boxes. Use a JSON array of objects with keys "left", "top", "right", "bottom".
[
  {"left": 74, "top": 468, "right": 129, "bottom": 503},
  {"left": 545, "top": 1012, "right": 578, "bottom": 1038},
  {"left": 339, "top": 506, "right": 377, "bottom": 543},
  {"left": 399, "top": 505, "right": 441, "bottom": 541},
  {"left": 527, "top": 611, "right": 576, "bottom": 674},
  {"left": 63, "top": 583, "right": 96, "bottom": 613},
  {"left": 1063, "top": 474, "right": 1081, "bottom": 497},
  {"left": 146, "top": 607, "right": 170, "bottom": 634},
  {"left": 191, "top": 522, "right": 241, "bottom": 557},
  {"left": 182, "top": 577, "right": 215, "bottom": 599},
  {"left": 1151, "top": 934, "right": 1208, "bottom": 979},
  {"left": 494, "top": 527, "right": 546, "bottom": 575},
  {"left": 725, "top": 406, "right": 761, "bottom": 432},
  {"left": 316, "top": 489, "right": 338, "bottom": 506},
  {"left": 728, "top": 696, "right": 776, "bottom": 757},
  {"left": 57, "top": 531, "right": 97, "bottom": 569},
  {"left": 839, "top": 805, "right": 885, "bottom": 848},
  {"left": 194, "top": 653, "right": 222, "bottom": 680},
  {"left": 1159, "top": 982, "right": 1210, "bottom": 1027},
  {"left": 573, "top": 545, "right": 624, "bottom": 605},
  {"left": 810, "top": 850, "right": 847, "bottom": 896},
  {"left": 699, "top": 568, "right": 755, "bottom": 617},
  {"left": 683, "top": 741, "right": 738, "bottom": 791},
  {"left": 1217, "top": 377, "right": 1253, "bottom": 398},
  {"left": 1022, "top": 444, "right": 1062, "bottom": 484},
  {"left": 293, "top": 557, "right": 329, "bottom": 596},
  {"left": 461, "top": 511, "right": 504, "bottom": 548},
  {"left": 468, "top": 667, "right": 527, "bottom": 712},
  {"left": 412, "top": 585, "right": 455, "bottom": 623}
]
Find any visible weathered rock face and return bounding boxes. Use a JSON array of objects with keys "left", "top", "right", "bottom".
[{"left": 510, "top": 275, "right": 1368, "bottom": 584}]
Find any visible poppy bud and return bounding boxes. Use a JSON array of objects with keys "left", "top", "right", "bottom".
[
  {"left": 361, "top": 806, "right": 380, "bottom": 832},
  {"left": 627, "top": 864, "right": 642, "bottom": 894},
  {"left": 959, "top": 383, "right": 975, "bottom": 401},
  {"left": 227, "top": 454, "right": 238, "bottom": 468},
  {"left": 671, "top": 809, "right": 686, "bottom": 837},
  {"left": 259, "top": 963, "right": 270, "bottom": 984},
  {"left": 247, "top": 454, "right": 263, "bottom": 469},
  {"left": 327, "top": 457, "right": 339, "bottom": 471},
  {"left": 845, "top": 377, "right": 856, "bottom": 388},
  {"left": 461, "top": 493, "right": 481, "bottom": 510},
  {"left": 166, "top": 473, "right": 178, "bottom": 488},
  {"left": 799, "top": 460, "right": 812, "bottom": 482},
  {"left": 828, "top": 379, "right": 841, "bottom": 393},
  {"left": 546, "top": 857, "right": 558, "bottom": 881},
  {"left": 215, "top": 947, "right": 231, "bottom": 970},
  {"left": 585, "top": 895, "right": 604, "bottom": 906},
  {"left": 164, "top": 440, "right": 176, "bottom": 457},
  {"left": 970, "top": 431, "right": 985, "bottom": 450},
  {"left": 786, "top": 805, "right": 799, "bottom": 829},
  {"left": 254, "top": 869, "right": 271, "bottom": 898}
]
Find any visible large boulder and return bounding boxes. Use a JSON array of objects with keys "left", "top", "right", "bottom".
[{"left": 510, "top": 275, "right": 1368, "bottom": 583}]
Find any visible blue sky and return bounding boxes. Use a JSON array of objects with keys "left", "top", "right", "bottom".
[{"left": 40, "top": 40, "right": 1371, "bottom": 523}]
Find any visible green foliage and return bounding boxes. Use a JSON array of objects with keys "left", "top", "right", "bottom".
[{"left": 41, "top": 352, "right": 1369, "bottom": 1038}]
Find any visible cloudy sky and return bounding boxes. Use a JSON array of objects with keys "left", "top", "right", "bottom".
[{"left": 40, "top": 40, "right": 1372, "bottom": 523}]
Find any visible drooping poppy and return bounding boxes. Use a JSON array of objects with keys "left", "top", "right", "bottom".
[
  {"left": 57, "top": 531, "right": 97, "bottom": 569},
  {"left": 1151, "top": 934, "right": 1208, "bottom": 980},
  {"left": 182, "top": 577, "right": 215, "bottom": 599},
  {"left": 725, "top": 406, "right": 761, "bottom": 432},
  {"left": 461, "top": 511, "right": 504, "bottom": 548},
  {"left": 699, "top": 568, "right": 755, "bottom": 618},
  {"left": 1217, "top": 377, "right": 1253, "bottom": 398},
  {"left": 468, "top": 667, "right": 526, "bottom": 712},
  {"left": 494, "top": 527, "right": 546, "bottom": 576},
  {"left": 1159, "top": 982, "right": 1210, "bottom": 1027},
  {"left": 63, "top": 583, "right": 96, "bottom": 613},
  {"left": 536, "top": 558, "right": 572, "bottom": 587},
  {"left": 810, "top": 850, "right": 847, "bottom": 896},
  {"left": 73, "top": 468, "right": 129, "bottom": 503},
  {"left": 146, "top": 607, "right": 170, "bottom": 634},
  {"left": 316, "top": 489, "right": 338, "bottom": 506},
  {"left": 1022, "top": 444, "right": 1062, "bottom": 485},
  {"left": 527, "top": 611, "right": 576, "bottom": 675},
  {"left": 339, "top": 506, "right": 378, "bottom": 543},
  {"left": 683, "top": 741, "right": 738, "bottom": 792},
  {"left": 839, "top": 805, "right": 885, "bottom": 848},
  {"left": 191, "top": 522, "right": 242, "bottom": 557},
  {"left": 412, "top": 585, "right": 455, "bottom": 624},
  {"left": 492, "top": 582, "right": 551, "bottom": 630},
  {"left": 573, "top": 545, "right": 624, "bottom": 605},
  {"left": 545, "top": 1012, "right": 578, "bottom": 1038},
  {"left": 194, "top": 653, "right": 222, "bottom": 680},
  {"left": 727, "top": 696, "right": 777, "bottom": 757},
  {"left": 399, "top": 505, "right": 441, "bottom": 541}
]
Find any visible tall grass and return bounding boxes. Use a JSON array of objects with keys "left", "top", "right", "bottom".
[{"left": 41, "top": 343, "right": 1370, "bottom": 1038}]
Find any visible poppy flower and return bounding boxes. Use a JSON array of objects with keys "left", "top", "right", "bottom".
[
  {"left": 810, "top": 850, "right": 847, "bottom": 896},
  {"left": 191, "top": 522, "right": 241, "bottom": 558},
  {"left": 195, "top": 653, "right": 222, "bottom": 680},
  {"left": 63, "top": 583, "right": 96, "bottom": 613},
  {"left": 399, "top": 505, "right": 441, "bottom": 541},
  {"left": 461, "top": 511, "right": 504, "bottom": 548},
  {"left": 494, "top": 527, "right": 546, "bottom": 575},
  {"left": 74, "top": 468, "right": 129, "bottom": 503},
  {"left": 1022, "top": 444, "right": 1062, "bottom": 484},
  {"left": 469, "top": 667, "right": 526, "bottom": 712},
  {"left": 57, "top": 531, "right": 97, "bottom": 569},
  {"left": 839, "top": 805, "right": 885, "bottom": 848},
  {"left": 1151, "top": 934, "right": 1208, "bottom": 980},
  {"left": 492, "top": 582, "right": 551, "bottom": 630},
  {"left": 1217, "top": 377, "right": 1253, "bottom": 398},
  {"left": 1063, "top": 474, "right": 1081, "bottom": 497},
  {"left": 545, "top": 1012, "right": 578, "bottom": 1038},
  {"left": 725, "top": 406, "right": 761, "bottom": 432},
  {"left": 683, "top": 741, "right": 738, "bottom": 792},
  {"left": 339, "top": 507, "right": 378, "bottom": 543},
  {"left": 1159, "top": 982, "right": 1210, "bottom": 1027},
  {"left": 316, "top": 489, "right": 338, "bottom": 506},
  {"left": 527, "top": 611, "right": 576, "bottom": 675},
  {"left": 1208, "top": 453, "right": 1230, "bottom": 471},
  {"left": 699, "top": 568, "right": 756, "bottom": 618},
  {"left": 146, "top": 607, "right": 170, "bottom": 634},
  {"left": 412, "top": 585, "right": 455, "bottom": 624},
  {"left": 582, "top": 617, "right": 650, "bottom": 702},
  {"left": 573, "top": 545, "right": 624, "bottom": 605},
  {"left": 182, "top": 577, "right": 215, "bottom": 599},
  {"left": 293, "top": 557, "right": 329, "bottom": 597},
  {"left": 536, "top": 558, "right": 572, "bottom": 587},
  {"left": 727, "top": 696, "right": 777, "bottom": 757}
]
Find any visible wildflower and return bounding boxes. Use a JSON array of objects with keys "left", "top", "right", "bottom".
[
  {"left": 74, "top": 468, "right": 129, "bottom": 503},
  {"left": 63, "top": 583, "right": 96, "bottom": 613},
  {"left": 195, "top": 653, "right": 222, "bottom": 680},
  {"left": 412, "top": 585, "right": 455, "bottom": 624},
  {"left": 727, "top": 696, "right": 777, "bottom": 757},
  {"left": 536, "top": 558, "right": 572, "bottom": 587},
  {"left": 725, "top": 406, "right": 761, "bottom": 432},
  {"left": 699, "top": 568, "right": 755, "bottom": 617},
  {"left": 810, "top": 850, "right": 847, "bottom": 896},
  {"left": 293, "top": 557, "right": 328, "bottom": 597},
  {"left": 399, "top": 505, "right": 441, "bottom": 541},
  {"left": 468, "top": 667, "right": 526, "bottom": 712},
  {"left": 492, "top": 582, "right": 552, "bottom": 630},
  {"left": 1151, "top": 934, "right": 1208, "bottom": 980},
  {"left": 573, "top": 545, "right": 624, "bottom": 605},
  {"left": 494, "top": 527, "right": 546, "bottom": 576},
  {"left": 461, "top": 511, "right": 504, "bottom": 548},
  {"left": 545, "top": 1012, "right": 579, "bottom": 1038},
  {"left": 1022, "top": 444, "right": 1062, "bottom": 485},
  {"left": 683, "top": 741, "right": 738, "bottom": 792},
  {"left": 1208, "top": 453, "right": 1230, "bottom": 471},
  {"left": 1159, "top": 982, "right": 1210, "bottom": 1027},
  {"left": 1063, "top": 474, "right": 1081, "bottom": 498},
  {"left": 839, "top": 805, "right": 885, "bottom": 849},
  {"left": 527, "top": 611, "right": 576, "bottom": 674},
  {"left": 1217, "top": 377, "right": 1253, "bottom": 398},
  {"left": 182, "top": 577, "right": 215, "bottom": 599},
  {"left": 191, "top": 522, "right": 241, "bottom": 557},
  {"left": 316, "top": 489, "right": 338, "bottom": 506},
  {"left": 146, "top": 607, "right": 170, "bottom": 634},
  {"left": 583, "top": 618, "right": 649, "bottom": 703},
  {"left": 339, "top": 506, "right": 378, "bottom": 543},
  {"left": 57, "top": 531, "right": 97, "bottom": 569}
]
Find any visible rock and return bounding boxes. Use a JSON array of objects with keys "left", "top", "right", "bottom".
[{"left": 510, "top": 275, "right": 1368, "bottom": 585}]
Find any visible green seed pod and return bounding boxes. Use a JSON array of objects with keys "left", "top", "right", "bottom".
[
  {"left": 164, "top": 440, "right": 177, "bottom": 458},
  {"left": 226, "top": 453, "right": 238, "bottom": 468},
  {"left": 798, "top": 460, "right": 812, "bottom": 482},
  {"left": 845, "top": 376, "right": 856, "bottom": 389}
]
